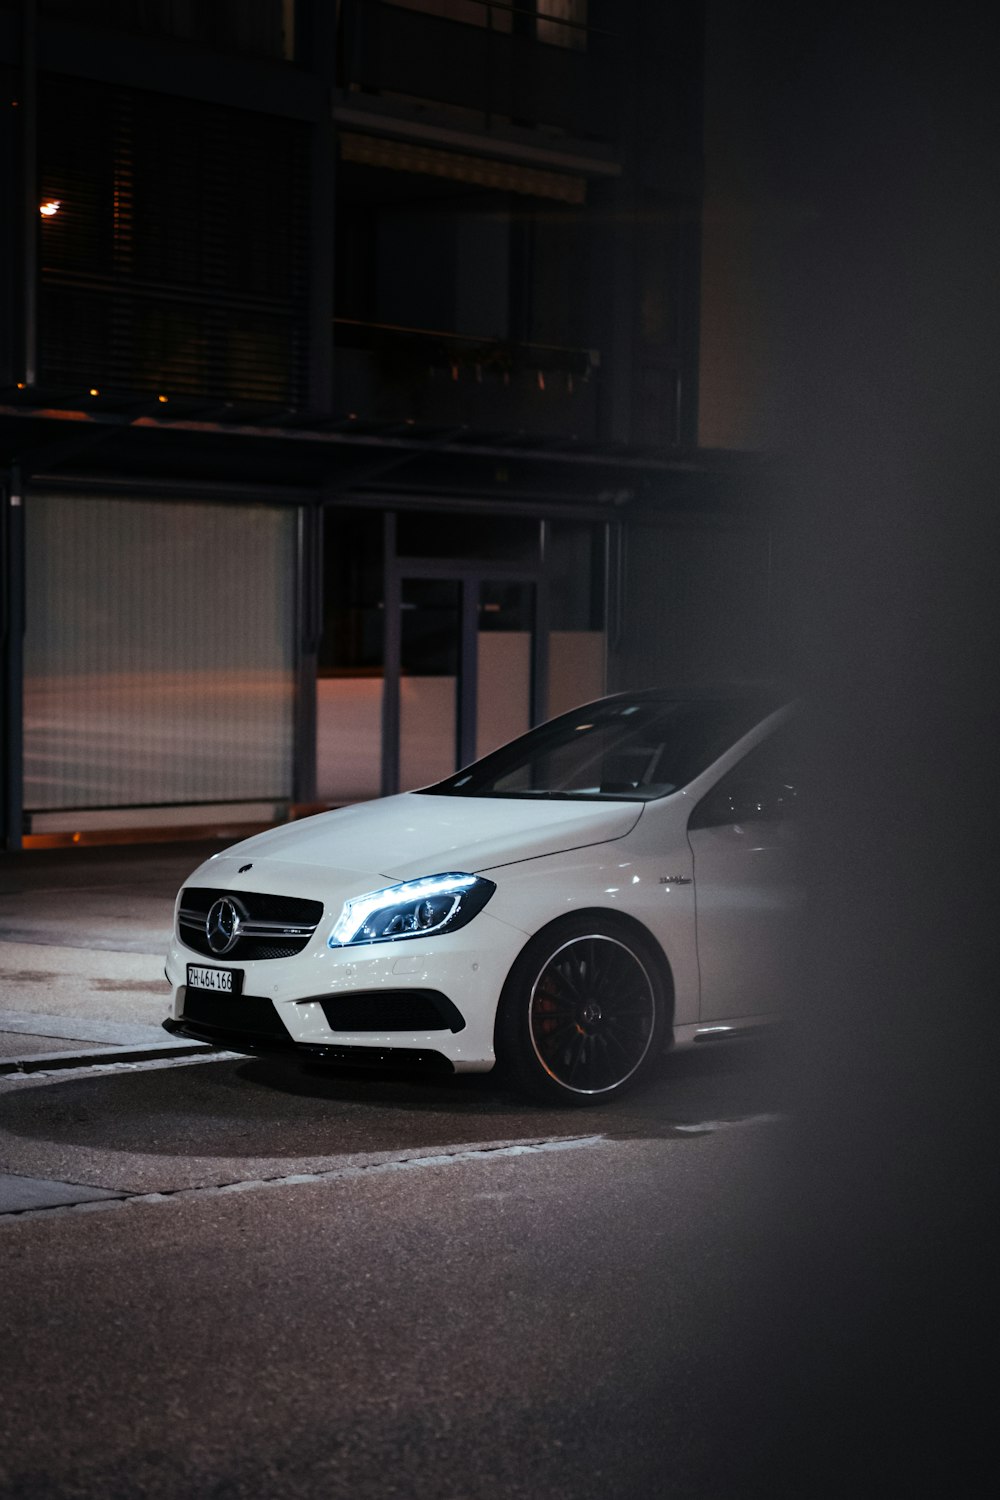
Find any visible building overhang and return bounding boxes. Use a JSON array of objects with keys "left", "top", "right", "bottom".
[
  {"left": 333, "top": 95, "right": 623, "bottom": 185},
  {"left": 0, "top": 395, "right": 763, "bottom": 518}
]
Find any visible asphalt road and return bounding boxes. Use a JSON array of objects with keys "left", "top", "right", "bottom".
[
  {"left": 0, "top": 841, "right": 224, "bottom": 1065},
  {"left": 2, "top": 839, "right": 986, "bottom": 1496},
  {"left": 0, "top": 1041, "right": 789, "bottom": 1500}
]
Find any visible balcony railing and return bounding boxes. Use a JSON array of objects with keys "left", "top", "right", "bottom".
[{"left": 333, "top": 317, "right": 601, "bottom": 439}]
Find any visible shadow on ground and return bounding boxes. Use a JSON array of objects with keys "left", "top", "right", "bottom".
[{"left": 0, "top": 1039, "right": 790, "bottom": 1167}]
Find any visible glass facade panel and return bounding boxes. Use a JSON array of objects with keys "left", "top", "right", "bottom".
[
  {"left": 400, "top": 578, "right": 460, "bottom": 788},
  {"left": 317, "top": 510, "right": 384, "bottom": 805},
  {"left": 547, "top": 520, "right": 605, "bottom": 714},
  {"left": 477, "top": 580, "right": 533, "bottom": 757},
  {"left": 316, "top": 677, "right": 384, "bottom": 805},
  {"left": 24, "top": 495, "right": 296, "bottom": 820},
  {"left": 319, "top": 510, "right": 384, "bottom": 673}
]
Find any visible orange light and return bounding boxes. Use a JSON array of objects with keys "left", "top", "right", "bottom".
[
  {"left": 157, "top": 394, "right": 168, "bottom": 403},
  {"left": 89, "top": 388, "right": 99, "bottom": 397},
  {"left": 17, "top": 381, "right": 26, "bottom": 390},
  {"left": 39, "top": 199, "right": 61, "bottom": 217}
]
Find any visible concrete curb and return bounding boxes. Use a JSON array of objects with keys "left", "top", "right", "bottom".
[{"left": 0, "top": 1040, "right": 216, "bottom": 1076}]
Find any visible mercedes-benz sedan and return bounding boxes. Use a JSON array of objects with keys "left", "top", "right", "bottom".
[{"left": 164, "top": 688, "right": 797, "bottom": 1105}]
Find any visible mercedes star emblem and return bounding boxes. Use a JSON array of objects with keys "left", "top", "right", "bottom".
[{"left": 206, "top": 897, "right": 242, "bottom": 955}]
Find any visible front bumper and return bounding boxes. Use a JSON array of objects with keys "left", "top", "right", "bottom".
[{"left": 165, "top": 911, "right": 524, "bottom": 1073}]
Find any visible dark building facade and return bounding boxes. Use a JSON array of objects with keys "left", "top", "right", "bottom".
[{"left": 1, "top": 0, "right": 774, "bottom": 848}]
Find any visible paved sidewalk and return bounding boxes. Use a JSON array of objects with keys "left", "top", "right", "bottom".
[{"left": 0, "top": 841, "right": 230, "bottom": 1072}]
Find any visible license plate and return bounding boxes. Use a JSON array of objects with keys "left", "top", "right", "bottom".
[{"left": 187, "top": 964, "right": 243, "bottom": 995}]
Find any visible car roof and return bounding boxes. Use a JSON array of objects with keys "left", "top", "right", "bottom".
[{"left": 581, "top": 683, "right": 791, "bottom": 711}]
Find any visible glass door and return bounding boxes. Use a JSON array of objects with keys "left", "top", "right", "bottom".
[
  {"left": 317, "top": 509, "right": 608, "bottom": 805},
  {"left": 387, "top": 566, "right": 543, "bottom": 794}
]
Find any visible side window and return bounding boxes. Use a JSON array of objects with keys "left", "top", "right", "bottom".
[{"left": 688, "top": 727, "right": 799, "bottom": 831}]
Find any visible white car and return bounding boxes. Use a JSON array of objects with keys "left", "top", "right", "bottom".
[{"left": 164, "top": 689, "right": 797, "bottom": 1105}]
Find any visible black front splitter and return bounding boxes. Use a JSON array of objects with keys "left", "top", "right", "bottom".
[{"left": 162, "top": 1017, "right": 454, "bottom": 1074}]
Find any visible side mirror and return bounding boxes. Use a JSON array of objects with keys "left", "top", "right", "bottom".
[{"left": 690, "top": 779, "right": 796, "bottom": 831}]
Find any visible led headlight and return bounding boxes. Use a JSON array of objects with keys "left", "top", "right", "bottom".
[{"left": 328, "top": 873, "right": 496, "bottom": 947}]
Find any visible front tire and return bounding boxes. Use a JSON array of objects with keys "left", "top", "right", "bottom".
[{"left": 496, "top": 915, "right": 668, "bottom": 1106}]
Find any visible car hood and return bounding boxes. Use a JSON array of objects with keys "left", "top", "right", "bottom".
[{"left": 210, "top": 792, "right": 642, "bottom": 885}]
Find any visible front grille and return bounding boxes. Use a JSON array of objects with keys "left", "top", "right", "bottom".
[
  {"left": 182, "top": 988, "right": 290, "bottom": 1039},
  {"left": 179, "top": 887, "right": 324, "bottom": 961}
]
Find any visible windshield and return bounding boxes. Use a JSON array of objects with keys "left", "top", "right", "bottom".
[{"left": 422, "top": 692, "right": 783, "bottom": 802}]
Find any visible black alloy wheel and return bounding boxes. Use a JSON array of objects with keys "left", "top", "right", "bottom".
[{"left": 497, "top": 916, "right": 666, "bottom": 1106}]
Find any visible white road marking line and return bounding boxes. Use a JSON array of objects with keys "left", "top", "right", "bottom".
[
  {"left": 0, "top": 1135, "right": 609, "bottom": 1224},
  {"left": 0, "top": 1116, "right": 789, "bottom": 1226},
  {"left": 0, "top": 1051, "right": 240, "bottom": 1083},
  {"left": 672, "top": 1113, "right": 787, "bottom": 1133}
]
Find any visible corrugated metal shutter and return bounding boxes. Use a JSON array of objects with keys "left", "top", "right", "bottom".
[
  {"left": 37, "top": 74, "right": 309, "bottom": 407},
  {"left": 24, "top": 493, "right": 297, "bottom": 814}
]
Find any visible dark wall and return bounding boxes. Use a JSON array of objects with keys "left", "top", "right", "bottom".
[
  {"left": 710, "top": 4, "right": 1000, "bottom": 1490},
  {"left": 609, "top": 516, "right": 775, "bottom": 691}
]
